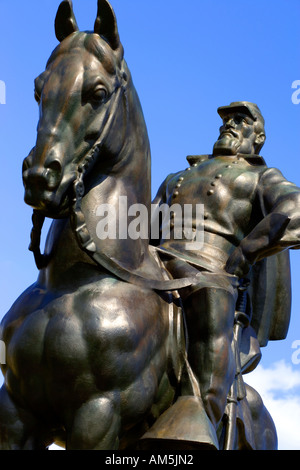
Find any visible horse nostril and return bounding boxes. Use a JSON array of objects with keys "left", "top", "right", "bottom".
[
  {"left": 46, "top": 159, "right": 62, "bottom": 174},
  {"left": 22, "top": 156, "right": 62, "bottom": 191},
  {"left": 45, "top": 159, "right": 62, "bottom": 189}
]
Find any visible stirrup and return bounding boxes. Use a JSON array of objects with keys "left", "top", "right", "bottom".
[{"left": 139, "top": 395, "right": 219, "bottom": 450}]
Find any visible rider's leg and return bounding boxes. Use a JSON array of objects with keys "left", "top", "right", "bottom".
[
  {"left": 0, "top": 385, "right": 49, "bottom": 450},
  {"left": 66, "top": 396, "right": 121, "bottom": 450},
  {"left": 183, "top": 287, "right": 237, "bottom": 430}
]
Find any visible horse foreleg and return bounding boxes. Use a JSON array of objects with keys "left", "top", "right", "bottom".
[
  {"left": 66, "top": 396, "right": 121, "bottom": 450},
  {"left": 0, "top": 385, "right": 49, "bottom": 450}
]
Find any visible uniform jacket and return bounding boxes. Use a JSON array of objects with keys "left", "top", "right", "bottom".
[{"left": 151, "top": 154, "right": 300, "bottom": 346}]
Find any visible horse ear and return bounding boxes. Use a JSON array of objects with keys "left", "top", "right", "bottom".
[
  {"left": 55, "top": 0, "right": 79, "bottom": 42},
  {"left": 94, "top": 0, "right": 120, "bottom": 50}
]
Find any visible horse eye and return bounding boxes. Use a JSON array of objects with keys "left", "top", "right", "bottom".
[{"left": 91, "top": 86, "right": 107, "bottom": 103}]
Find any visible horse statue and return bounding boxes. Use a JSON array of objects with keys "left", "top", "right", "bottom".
[{"left": 0, "top": 0, "right": 277, "bottom": 450}]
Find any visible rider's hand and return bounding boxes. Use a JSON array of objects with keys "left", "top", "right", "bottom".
[{"left": 225, "top": 246, "right": 251, "bottom": 278}]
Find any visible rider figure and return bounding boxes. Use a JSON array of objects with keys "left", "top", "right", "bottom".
[{"left": 152, "top": 101, "right": 300, "bottom": 440}]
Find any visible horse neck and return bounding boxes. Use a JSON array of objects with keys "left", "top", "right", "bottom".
[
  {"left": 38, "top": 70, "right": 157, "bottom": 290},
  {"left": 77, "top": 77, "right": 154, "bottom": 272}
]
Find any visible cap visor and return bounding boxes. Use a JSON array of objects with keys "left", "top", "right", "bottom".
[{"left": 217, "top": 104, "right": 256, "bottom": 120}]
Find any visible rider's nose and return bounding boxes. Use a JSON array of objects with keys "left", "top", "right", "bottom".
[{"left": 225, "top": 118, "right": 235, "bottom": 128}]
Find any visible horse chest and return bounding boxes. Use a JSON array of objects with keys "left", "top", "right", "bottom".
[{"left": 4, "top": 279, "right": 168, "bottom": 405}]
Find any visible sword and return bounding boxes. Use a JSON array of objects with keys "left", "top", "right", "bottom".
[{"left": 224, "top": 278, "right": 250, "bottom": 450}]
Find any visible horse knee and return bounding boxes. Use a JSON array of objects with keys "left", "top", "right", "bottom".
[{"left": 67, "top": 397, "right": 121, "bottom": 450}]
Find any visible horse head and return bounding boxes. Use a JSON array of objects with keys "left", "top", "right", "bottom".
[
  {"left": 22, "top": 0, "right": 133, "bottom": 219},
  {"left": 22, "top": 0, "right": 160, "bottom": 281}
]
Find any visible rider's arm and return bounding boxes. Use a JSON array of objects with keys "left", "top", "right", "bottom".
[{"left": 226, "top": 167, "right": 300, "bottom": 277}]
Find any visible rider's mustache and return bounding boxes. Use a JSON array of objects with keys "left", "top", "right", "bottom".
[{"left": 219, "top": 128, "right": 239, "bottom": 139}]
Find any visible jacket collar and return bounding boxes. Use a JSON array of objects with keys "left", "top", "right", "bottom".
[{"left": 186, "top": 153, "right": 266, "bottom": 166}]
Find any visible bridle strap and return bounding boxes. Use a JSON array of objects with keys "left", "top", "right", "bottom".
[{"left": 77, "top": 76, "right": 127, "bottom": 176}]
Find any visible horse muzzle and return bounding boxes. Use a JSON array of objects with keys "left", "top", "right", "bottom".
[{"left": 22, "top": 151, "right": 74, "bottom": 217}]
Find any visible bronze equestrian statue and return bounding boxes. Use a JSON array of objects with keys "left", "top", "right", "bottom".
[{"left": 0, "top": 1, "right": 299, "bottom": 450}]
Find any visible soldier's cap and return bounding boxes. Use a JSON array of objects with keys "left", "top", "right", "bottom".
[{"left": 217, "top": 101, "right": 264, "bottom": 124}]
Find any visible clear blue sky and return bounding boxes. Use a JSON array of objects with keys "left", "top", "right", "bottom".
[{"left": 0, "top": 0, "right": 299, "bottom": 449}]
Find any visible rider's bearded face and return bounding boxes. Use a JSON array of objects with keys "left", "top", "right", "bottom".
[{"left": 213, "top": 112, "right": 259, "bottom": 156}]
